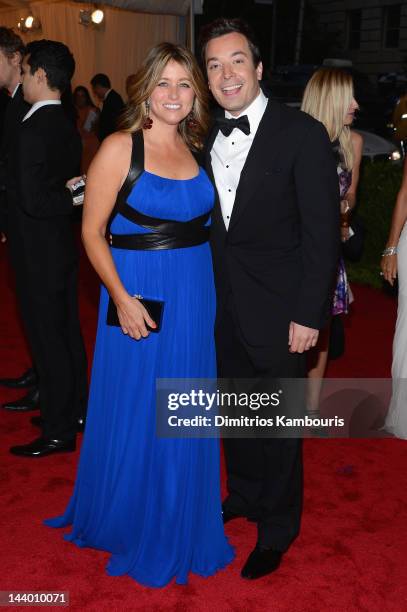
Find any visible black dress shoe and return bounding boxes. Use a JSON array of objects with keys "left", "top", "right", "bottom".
[
  {"left": 0, "top": 367, "right": 37, "bottom": 389},
  {"left": 241, "top": 546, "right": 283, "bottom": 580},
  {"left": 9, "top": 436, "right": 76, "bottom": 457},
  {"left": 31, "top": 415, "right": 86, "bottom": 433},
  {"left": 2, "top": 387, "right": 40, "bottom": 411}
]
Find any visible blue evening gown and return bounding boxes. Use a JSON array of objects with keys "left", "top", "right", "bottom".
[{"left": 45, "top": 167, "right": 235, "bottom": 587}]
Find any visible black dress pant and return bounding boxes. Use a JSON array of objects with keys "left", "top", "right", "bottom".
[
  {"left": 216, "top": 298, "right": 304, "bottom": 552},
  {"left": 15, "top": 264, "right": 87, "bottom": 441}
]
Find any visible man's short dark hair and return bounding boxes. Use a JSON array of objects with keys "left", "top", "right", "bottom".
[
  {"left": 0, "top": 27, "right": 25, "bottom": 58},
  {"left": 25, "top": 40, "right": 75, "bottom": 94},
  {"left": 90, "top": 73, "right": 111, "bottom": 89},
  {"left": 199, "top": 18, "right": 261, "bottom": 70}
]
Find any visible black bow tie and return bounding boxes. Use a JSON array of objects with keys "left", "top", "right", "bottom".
[{"left": 216, "top": 115, "right": 250, "bottom": 137}]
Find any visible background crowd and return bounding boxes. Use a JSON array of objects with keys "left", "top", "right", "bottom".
[{"left": 0, "top": 13, "right": 406, "bottom": 591}]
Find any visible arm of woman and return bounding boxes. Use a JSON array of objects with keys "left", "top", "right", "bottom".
[
  {"left": 381, "top": 157, "right": 407, "bottom": 286},
  {"left": 347, "top": 130, "right": 363, "bottom": 210},
  {"left": 82, "top": 131, "right": 156, "bottom": 338},
  {"left": 340, "top": 131, "right": 363, "bottom": 241}
]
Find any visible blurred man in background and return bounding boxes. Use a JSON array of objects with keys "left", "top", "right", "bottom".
[
  {"left": 7, "top": 40, "right": 87, "bottom": 457},
  {"left": 0, "top": 27, "right": 39, "bottom": 411},
  {"left": 90, "top": 73, "right": 124, "bottom": 141}
]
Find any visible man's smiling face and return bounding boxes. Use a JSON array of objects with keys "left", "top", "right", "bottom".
[{"left": 205, "top": 32, "right": 262, "bottom": 117}]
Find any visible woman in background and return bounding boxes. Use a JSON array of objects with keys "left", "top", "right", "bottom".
[
  {"left": 73, "top": 85, "right": 99, "bottom": 172},
  {"left": 381, "top": 158, "right": 407, "bottom": 439},
  {"left": 301, "top": 68, "right": 363, "bottom": 416}
]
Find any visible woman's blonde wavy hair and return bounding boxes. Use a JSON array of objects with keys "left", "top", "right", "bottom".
[
  {"left": 301, "top": 68, "right": 355, "bottom": 170},
  {"left": 120, "top": 42, "right": 209, "bottom": 151}
]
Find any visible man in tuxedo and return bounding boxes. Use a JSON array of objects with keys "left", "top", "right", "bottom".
[
  {"left": 90, "top": 73, "right": 124, "bottom": 141},
  {"left": 7, "top": 39, "right": 88, "bottom": 457},
  {"left": 200, "top": 19, "right": 339, "bottom": 579},
  {"left": 0, "top": 27, "right": 40, "bottom": 410}
]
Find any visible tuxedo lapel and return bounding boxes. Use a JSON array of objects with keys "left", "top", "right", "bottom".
[
  {"left": 228, "top": 101, "right": 282, "bottom": 232},
  {"left": 205, "top": 122, "right": 226, "bottom": 233},
  {"left": 205, "top": 121, "right": 219, "bottom": 183}
]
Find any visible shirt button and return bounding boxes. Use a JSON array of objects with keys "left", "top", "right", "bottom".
[
  {"left": 228, "top": 188, "right": 231, "bottom": 192},
  {"left": 227, "top": 215, "right": 230, "bottom": 219},
  {"left": 226, "top": 165, "right": 229, "bottom": 168},
  {"left": 231, "top": 142, "right": 235, "bottom": 145}
]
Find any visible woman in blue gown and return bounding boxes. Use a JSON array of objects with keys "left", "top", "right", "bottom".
[{"left": 45, "top": 43, "right": 234, "bottom": 587}]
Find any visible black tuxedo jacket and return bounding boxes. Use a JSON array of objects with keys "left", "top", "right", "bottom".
[
  {"left": 206, "top": 100, "right": 340, "bottom": 356},
  {"left": 7, "top": 104, "right": 82, "bottom": 292},
  {"left": 98, "top": 89, "right": 124, "bottom": 141},
  {"left": 0, "top": 84, "right": 30, "bottom": 232}
]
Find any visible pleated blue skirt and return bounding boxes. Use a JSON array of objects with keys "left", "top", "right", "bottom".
[{"left": 45, "top": 169, "right": 235, "bottom": 586}]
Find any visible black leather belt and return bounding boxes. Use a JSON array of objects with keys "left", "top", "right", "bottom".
[
  {"left": 109, "top": 204, "right": 210, "bottom": 251},
  {"left": 109, "top": 229, "right": 210, "bottom": 250}
]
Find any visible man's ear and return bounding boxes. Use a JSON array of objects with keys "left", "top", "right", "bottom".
[
  {"left": 35, "top": 67, "right": 47, "bottom": 84},
  {"left": 11, "top": 51, "right": 22, "bottom": 68},
  {"left": 256, "top": 61, "right": 263, "bottom": 81}
]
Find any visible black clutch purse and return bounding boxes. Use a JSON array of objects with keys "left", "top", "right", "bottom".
[{"left": 106, "top": 295, "right": 164, "bottom": 333}]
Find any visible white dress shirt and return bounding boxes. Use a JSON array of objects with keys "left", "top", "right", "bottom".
[
  {"left": 22, "top": 99, "right": 61, "bottom": 122},
  {"left": 211, "top": 89, "right": 268, "bottom": 230}
]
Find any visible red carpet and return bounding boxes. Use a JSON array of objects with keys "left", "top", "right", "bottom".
[{"left": 1, "top": 243, "right": 407, "bottom": 612}]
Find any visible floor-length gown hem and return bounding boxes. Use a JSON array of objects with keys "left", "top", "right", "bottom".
[
  {"left": 385, "top": 221, "right": 407, "bottom": 439},
  {"left": 45, "top": 519, "right": 235, "bottom": 588}
]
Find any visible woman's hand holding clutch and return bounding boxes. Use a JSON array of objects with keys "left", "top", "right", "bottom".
[{"left": 116, "top": 295, "right": 157, "bottom": 339}]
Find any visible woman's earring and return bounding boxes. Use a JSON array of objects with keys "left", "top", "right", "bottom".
[{"left": 142, "top": 100, "right": 153, "bottom": 129}]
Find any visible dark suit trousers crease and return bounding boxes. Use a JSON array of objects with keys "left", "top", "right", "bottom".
[
  {"left": 216, "top": 297, "right": 304, "bottom": 552},
  {"left": 14, "top": 265, "right": 88, "bottom": 440}
]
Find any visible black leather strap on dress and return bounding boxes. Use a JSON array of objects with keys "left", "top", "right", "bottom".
[
  {"left": 109, "top": 206, "right": 210, "bottom": 250},
  {"left": 109, "top": 227, "right": 210, "bottom": 250},
  {"left": 107, "top": 131, "right": 210, "bottom": 251},
  {"left": 107, "top": 131, "right": 145, "bottom": 234}
]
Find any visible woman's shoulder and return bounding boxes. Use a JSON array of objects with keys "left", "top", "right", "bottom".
[
  {"left": 101, "top": 130, "right": 132, "bottom": 150},
  {"left": 92, "top": 131, "right": 133, "bottom": 168}
]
